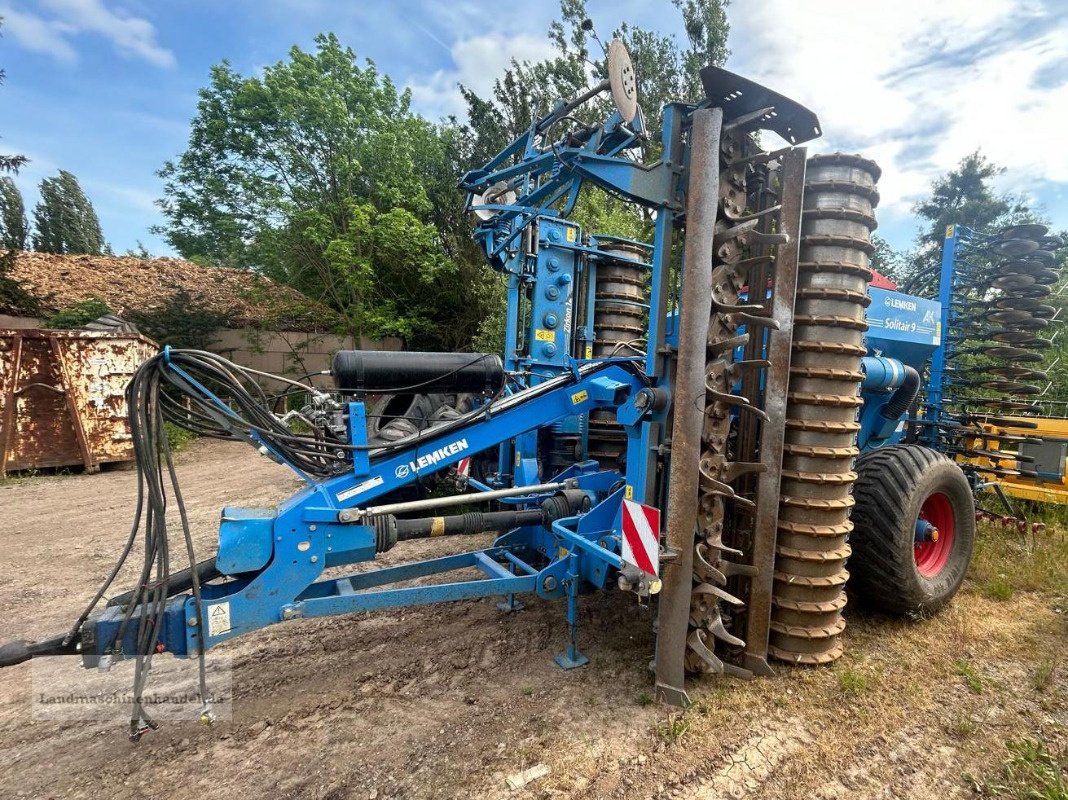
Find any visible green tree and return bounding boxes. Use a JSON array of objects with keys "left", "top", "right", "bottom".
[
  {"left": 0, "top": 176, "right": 27, "bottom": 249},
  {"left": 156, "top": 33, "right": 492, "bottom": 350},
  {"left": 902, "top": 152, "right": 1035, "bottom": 295},
  {"left": 462, "top": 0, "right": 730, "bottom": 164},
  {"left": 32, "top": 170, "right": 105, "bottom": 254}
]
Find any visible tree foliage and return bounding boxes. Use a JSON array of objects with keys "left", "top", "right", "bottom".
[
  {"left": 156, "top": 33, "right": 492, "bottom": 350},
  {"left": 31, "top": 170, "right": 105, "bottom": 255},
  {"left": 462, "top": 0, "right": 730, "bottom": 163},
  {"left": 903, "top": 152, "right": 1035, "bottom": 294},
  {"left": 0, "top": 176, "right": 27, "bottom": 249}
]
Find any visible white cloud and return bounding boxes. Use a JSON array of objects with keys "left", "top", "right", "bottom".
[
  {"left": 1, "top": 0, "right": 174, "bottom": 68},
  {"left": 727, "top": 0, "right": 1068, "bottom": 217},
  {"left": 0, "top": 4, "right": 78, "bottom": 63},
  {"left": 407, "top": 32, "right": 557, "bottom": 119}
]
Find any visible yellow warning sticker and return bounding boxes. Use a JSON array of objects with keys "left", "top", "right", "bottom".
[
  {"left": 585, "top": 345, "right": 593, "bottom": 359},
  {"left": 566, "top": 227, "right": 576, "bottom": 242},
  {"left": 624, "top": 485, "right": 634, "bottom": 499},
  {"left": 570, "top": 389, "right": 589, "bottom": 405},
  {"left": 945, "top": 224, "right": 955, "bottom": 238},
  {"left": 535, "top": 328, "right": 556, "bottom": 342}
]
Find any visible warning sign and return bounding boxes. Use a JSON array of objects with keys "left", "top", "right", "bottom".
[
  {"left": 207, "top": 602, "right": 232, "bottom": 637},
  {"left": 621, "top": 499, "right": 660, "bottom": 577}
]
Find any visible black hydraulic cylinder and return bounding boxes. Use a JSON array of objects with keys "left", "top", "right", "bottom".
[
  {"left": 393, "top": 508, "right": 546, "bottom": 541},
  {"left": 106, "top": 557, "right": 221, "bottom": 608},
  {"left": 332, "top": 351, "right": 505, "bottom": 394}
]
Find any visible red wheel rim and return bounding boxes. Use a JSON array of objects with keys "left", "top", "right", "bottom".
[{"left": 915, "top": 492, "right": 955, "bottom": 577}]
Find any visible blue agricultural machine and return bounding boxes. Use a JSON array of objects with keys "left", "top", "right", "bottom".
[{"left": 4, "top": 39, "right": 1036, "bottom": 738}]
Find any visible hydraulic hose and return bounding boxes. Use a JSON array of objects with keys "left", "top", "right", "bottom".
[{"left": 881, "top": 365, "right": 920, "bottom": 421}]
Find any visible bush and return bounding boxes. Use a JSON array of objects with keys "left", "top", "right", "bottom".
[{"left": 44, "top": 297, "right": 111, "bottom": 328}]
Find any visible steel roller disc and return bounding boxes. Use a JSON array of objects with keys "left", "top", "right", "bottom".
[
  {"left": 1018, "top": 284, "right": 1052, "bottom": 298},
  {"left": 1027, "top": 249, "right": 1056, "bottom": 266},
  {"left": 986, "top": 309, "right": 1032, "bottom": 324},
  {"left": 1029, "top": 267, "right": 1060, "bottom": 284},
  {"left": 991, "top": 329, "right": 1039, "bottom": 344},
  {"left": 981, "top": 346, "right": 1043, "bottom": 361},
  {"left": 998, "top": 223, "right": 1048, "bottom": 240},
  {"left": 992, "top": 273, "right": 1035, "bottom": 290},
  {"left": 995, "top": 238, "right": 1040, "bottom": 256},
  {"left": 1016, "top": 316, "right": 1049, "bottom": 331},
  {"left": 1039, "top": 235, "right": 1063, "bottom": 248},
  {"left": 607, "top": 38, "right": 639, "bottom": 123}
]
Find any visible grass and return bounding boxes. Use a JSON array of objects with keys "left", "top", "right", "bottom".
[
  {"left": 954, "top": 659, "right": 984, "bottom": 694},
  {"left": 970, "top": 738, "right": 1068, "bottom": 800},
  {"left": 656, "top": 713, "right": 691, "bottom": 745},
  {"left": 836, "top": 666, "right": 870, "bottom": 696},
  {"left": 968, "top": 519, "right": 1068, "bottom": 597},
  {"left": 984, "top": 574, "right": 1015, "bottom": 601},
  {"left": 636, "top": 691, "right": 653, "bottom": 706},
  {"left": 164, "top": 421, "right": 197, "bottom": 453},
  {"left": 1033, "top": 658, "right": 1057, "bottom": 692}
]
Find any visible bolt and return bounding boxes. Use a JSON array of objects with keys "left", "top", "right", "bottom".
[
  {"left": 188, "top": 617, "right": 198, "bottom": 627},
  {"left": 543, "top": 576, "right": 558, "bottom": 591},
  {"left": 309, "top": 524, "right": 317, "bottom": 532},
  {"left": 310, "top": 555, "right": 319, "bottom": 563}
]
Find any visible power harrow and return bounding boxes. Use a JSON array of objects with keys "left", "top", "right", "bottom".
[{"left": 0, "top": 40, "right": 1011, "bottom": 735}]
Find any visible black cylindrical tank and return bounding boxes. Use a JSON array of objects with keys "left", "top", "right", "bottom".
[{"left": 332, "top": 351, "right": 505, "bottom": 394}]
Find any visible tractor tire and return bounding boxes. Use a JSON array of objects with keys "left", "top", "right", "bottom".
[{"left": 849, "top": 444, "right": 975, "bottom": 616}]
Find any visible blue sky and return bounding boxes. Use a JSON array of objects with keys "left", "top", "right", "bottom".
[{"left": 2, "top": 0, "right": 1067, "bottom": 256}]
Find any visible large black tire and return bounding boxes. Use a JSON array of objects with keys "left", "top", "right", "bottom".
[{"left": 849, "top": 444, "right": 975, "bottom": 616}]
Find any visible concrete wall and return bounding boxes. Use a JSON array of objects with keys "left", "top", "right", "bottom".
[
  {"left": 0, "top": 315, "right": 42, "bottom": 329},
  {"left": 210, "top": 328, "right": 403, "bottom": 388},
  {"left": 0, "top": 316, "right": 402, "bottom": 387}
]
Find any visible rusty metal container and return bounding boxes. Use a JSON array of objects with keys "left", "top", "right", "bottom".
[{"left": 0, "top": 329, "right": 157, "bottom": 476}]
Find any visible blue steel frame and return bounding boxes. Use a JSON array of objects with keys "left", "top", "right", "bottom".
[
  {"left": 92, "top": 93, "right": 696, "bottom": 671},
  {"left": 92, "top": 363, "right": 653, "bottom": 665}
]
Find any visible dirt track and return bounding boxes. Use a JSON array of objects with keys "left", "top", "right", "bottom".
[{"left": 0, "top": 439, "right": 1064, "bottom": 799}]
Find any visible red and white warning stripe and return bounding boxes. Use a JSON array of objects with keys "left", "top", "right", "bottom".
[
  {"left": 456, "top": 457, "right": 471, "bottom": 477},
  {"left": 621, "top": 499, "right": 661, "bottom": 576}
]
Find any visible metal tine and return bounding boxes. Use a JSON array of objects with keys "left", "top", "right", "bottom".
[
  {"left": 704, "top": 387, "right": 771, "bottom": 422},
  {"left": 707, "top": 333, "right": 748, "bottom": 356},
  {"left": 693, "top": 581, "right": 745, "bottom": 607},
  {"left": 733, "top": 358, "right": 771, "bottom": 373},
  {"left": 732, "top": 204, "right": 783, "bottom": 224},
  {"left": 729, "top": 311, "right": 781, "bottom": 330},
  {"left": 686, "top": 629, "right": 726, "bottom": 673},
  {"left": 708, "top": 612, "right": 746, "bottom": 647},
  {"left": 696, "top": 529, "right": 744, "bottom": 558},
  {"left": 721, "top": 459, "right": 767, "bottom": 482},
  {"left": 698, "top": 466, "right": 756, "bottom": 506}
]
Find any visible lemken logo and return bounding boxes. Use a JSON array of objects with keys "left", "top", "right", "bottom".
[
  {"left": 394, "top": 439, "right": 470, "bottom": 479},
  {"left": 884, "top": 296, "right": 917, "bottom": 312}
]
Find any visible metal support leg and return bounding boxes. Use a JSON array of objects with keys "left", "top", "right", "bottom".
[
  {"left": 497, "top": 560, "right": 525, "bottom": 612},
  {"left": 554, "top": 553, "right": 588, "bottom": 669}
]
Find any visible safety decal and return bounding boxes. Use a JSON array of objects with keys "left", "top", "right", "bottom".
[
  {"left": 621, "top": 499, "right": 660, "bottom": 577},
  {"left": 207, "top": 602, "right": 232, "bottom": 637}
]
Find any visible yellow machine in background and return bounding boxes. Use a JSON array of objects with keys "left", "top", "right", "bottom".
[{"left": 963, "top": 416, "right": 1068, "bottom": 505}]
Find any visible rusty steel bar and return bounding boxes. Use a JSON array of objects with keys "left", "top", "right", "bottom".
[
  {"left": 742, "top": 147, "right": 807, "bottom": 675},
  {"left": 655, "top": 106, "right": 723, "bottom": 707},
  {"left": 49, "top": 334, "right": 98, "bottom": 473},
  {"left": 0, "top": 333, "right": 23, "bottom": 479}
]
